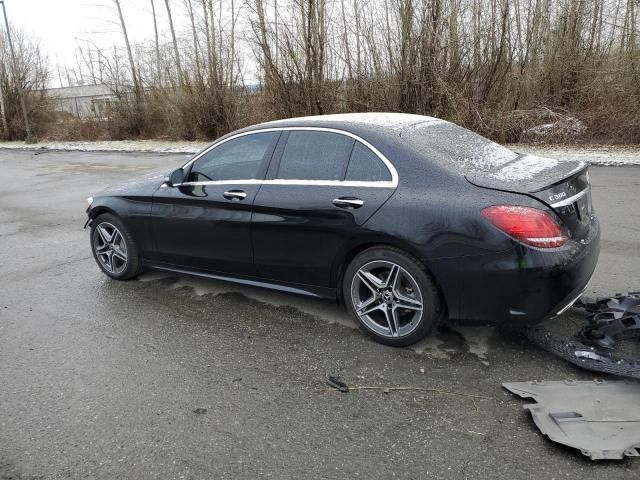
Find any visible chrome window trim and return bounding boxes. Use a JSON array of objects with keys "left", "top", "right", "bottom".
[
  {"left": 549, "top": 187, "right": 590, "bottom": 208},
  {"left": 178, "top": 179, "right": 264, "bottom": 186},
  {"left": 180, "top": 126, "right": 399, "bottom": 189},
  {"left": 176, "top": 179, "right": 394, "bottom": 188}
]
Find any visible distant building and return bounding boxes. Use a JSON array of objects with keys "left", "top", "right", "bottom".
[{"left": 45, "top": 84, "right": 118, "bottom": 119}]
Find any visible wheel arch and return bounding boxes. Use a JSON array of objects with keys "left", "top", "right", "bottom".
[
  {"left": 87, "top": 197, "right": 135, "bottom": 229},
  {"left": 88, "top": 204, "right": 119, "bottom": 220}
]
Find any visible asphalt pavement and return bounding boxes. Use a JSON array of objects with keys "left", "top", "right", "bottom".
[{"left": 1, "top": 149, "right": 639, "bottom": 479}]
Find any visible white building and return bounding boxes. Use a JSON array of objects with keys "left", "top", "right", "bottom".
[{"left": 46, "top": 84, "right": 118, "bottom": 119}]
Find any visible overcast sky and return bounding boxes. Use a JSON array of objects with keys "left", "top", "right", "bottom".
[
  {"left": 5, "top": 1, "right": 160, "bottom": 63},
  {"left": 3, "top": 0, "right": 247, "bottom": 85}
]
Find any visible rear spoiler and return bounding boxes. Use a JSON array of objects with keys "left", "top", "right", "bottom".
[{"left": 465, "top": 153, "right": 587, "bottom": 195}]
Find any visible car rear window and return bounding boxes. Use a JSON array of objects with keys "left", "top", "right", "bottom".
[
  {"left": 276, "top": 131, "right": 354, "bottom": 181},
  {"left": 402, "top": 121, "right": 518, "bottom": 174}
]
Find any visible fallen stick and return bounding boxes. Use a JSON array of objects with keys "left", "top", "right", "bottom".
[{"left": 324, "top": 385, "right": 492, "bottom": 400}]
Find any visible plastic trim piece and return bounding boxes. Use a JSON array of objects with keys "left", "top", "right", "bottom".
[
  {"left": 150, "top": 265, "right": 335, "bottom": 299},
  {"left": 504, "top": 380, "right": 640, "bottom": 460}
]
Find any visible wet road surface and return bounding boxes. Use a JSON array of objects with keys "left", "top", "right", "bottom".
[{"left": 1, "top": 150, "right": 639, "bottom": 479}]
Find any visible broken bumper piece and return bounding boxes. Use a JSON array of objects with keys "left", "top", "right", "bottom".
[
  {"left": 521, "top": 326, "right": 640, "bottom": 379},
  {"left": 518, "top": 291, "right": 640, "bottom": 379},
  {"left": 504, "top": 380, "right": 640, "bottom": 460}
]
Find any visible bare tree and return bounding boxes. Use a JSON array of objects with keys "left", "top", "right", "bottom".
[
  {"left": 113, "top": 0, "right": 142, "bottom": 104},
  {"left": 0, "top": 26, "right": 50, "bottom": 140},
  {"left": 45, "top": 0, "right": 640, "bottom": 143}
]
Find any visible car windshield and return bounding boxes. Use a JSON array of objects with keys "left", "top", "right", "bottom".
[{"left": 401, "top": 121, "right": 518, "bottom": 174}]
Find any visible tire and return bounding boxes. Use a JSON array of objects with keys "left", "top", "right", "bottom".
[
  {"left": 90, "top": 213, "right": 143, "bottom": 280},
  {"left": 342, "top": 246, "right": 443, "bottom": 347}
]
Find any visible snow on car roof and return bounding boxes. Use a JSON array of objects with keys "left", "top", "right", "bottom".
[{"left": 264, "top": 112, "right": 448, "bottom": 131}]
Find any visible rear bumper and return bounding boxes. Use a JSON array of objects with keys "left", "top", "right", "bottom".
[{"left": 430, "top": 216, "right": 600, "bottom": 326}]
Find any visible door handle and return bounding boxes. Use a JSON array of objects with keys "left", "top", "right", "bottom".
[
  {"left": 223, "top": 190, "right": 247, "bottom": 201},
  {"left": 332, "top": 197, "right": 364, "bottom": 209}
]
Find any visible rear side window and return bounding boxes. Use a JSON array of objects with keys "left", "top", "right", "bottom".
[
  {"left": 402, "top": 121, "right": 518, "bottom": 174},
  {"left": 276, "top": 131, "right": 354, "bottom": 180},
  {"left": 187, "top": 132, "right": 276, "bottom": 182},
  {"left": 345, "top": 142, "right": 392, "bottom": 182}
]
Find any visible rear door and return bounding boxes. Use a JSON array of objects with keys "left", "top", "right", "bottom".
[
  {"left": 150, "top": 131, "right": 279, "bottom": 275},
  {"left": 251, "top": 129, "right": 397, "bottom": 287}
]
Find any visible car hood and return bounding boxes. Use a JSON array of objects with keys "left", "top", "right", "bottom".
[{"left": 95, "top": 168, "right": 171, "bottom": 197}]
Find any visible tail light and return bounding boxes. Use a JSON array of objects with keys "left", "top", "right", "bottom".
[{"left": 481, "top": 205, "right": 568, "bottom": 248}]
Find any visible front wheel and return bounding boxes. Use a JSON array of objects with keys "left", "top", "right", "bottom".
[
  {"left": 343, "top": 247, "right": 443, "bottom": 347},
  {"left": 90, "top": 213, "right": 142, "bottom": 280}
]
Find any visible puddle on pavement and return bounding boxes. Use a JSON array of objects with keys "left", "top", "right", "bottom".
[
  {"left": 453, "top": 326, "right": 493, "bottom": 365},
  {"left": 411, "top": 335, "right": 451, "bottom": 359},
  {"left": 137, "top": 271, "right": 495, "bottom": 364}
]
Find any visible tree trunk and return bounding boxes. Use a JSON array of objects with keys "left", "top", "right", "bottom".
[
  {"left": 150, "top": 0, "right": 162, "bottom": 84},
  {"left": 164, "top": 0, "right": 184, "bottom": 86},
  {"left": 113, "top": 0, "right": 142, "bottom": 104}
]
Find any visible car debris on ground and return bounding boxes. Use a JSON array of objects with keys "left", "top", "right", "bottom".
[
  {"left": 517, "top": 292, "right": 640, "bottom": 379},
  {"left": 503, "top": 380, "right": 640, "bottom": 460},
  {"left": 504, "top": 293, "right": 640, "bottom": 460},
  {"left": 327, "top": 294, "right": 640, "bottom": 461},
  {"left": 577, "top": 292, "right": 640, "bottom": 349},
  {"left": 326, "top": 375, "right": 350, "bottom": 393}
]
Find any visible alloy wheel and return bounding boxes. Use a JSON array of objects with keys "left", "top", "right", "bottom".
[
  {"left": 93, "top": 222, "right": 128, "bottom": 275},
  {"left": 350, "top": 260, "right": 424, "bottom": 338}
]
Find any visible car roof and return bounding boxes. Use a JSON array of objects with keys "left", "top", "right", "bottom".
[{"left": 245, "top": 112, "right": 449, "bottom": 135}]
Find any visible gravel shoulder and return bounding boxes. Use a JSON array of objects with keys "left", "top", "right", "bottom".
[{"left": 0, "top": 139, "right": 638, "bottom": 165}]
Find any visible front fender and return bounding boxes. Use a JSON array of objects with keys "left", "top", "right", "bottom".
[{"left": 85, "top": 196, "right": 155, "bottom": 256}]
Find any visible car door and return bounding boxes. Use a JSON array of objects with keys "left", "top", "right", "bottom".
[
  {"left": 150, "top": 131, "right": 280, "bottom": 276},
  {"left": 252, "top": 129, "right": 397, "bottom": 287}
]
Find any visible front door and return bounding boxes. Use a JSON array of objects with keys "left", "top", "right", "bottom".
[{"left": 150, "top": 131, "right": 279, "bottom": 275}]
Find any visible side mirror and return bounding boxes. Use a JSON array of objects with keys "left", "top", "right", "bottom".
[{"left": 165, "top": 168, "right": 184, "bottom": 187}]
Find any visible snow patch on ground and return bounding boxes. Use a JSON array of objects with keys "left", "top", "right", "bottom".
[
  {"left": 0, "top": 139, "right": 209, "bottom": 154},
  {"left": 522, "top": 118, "right": 587, "bottom": 141},
  {"left": 512, "top": 144, "right": 640, "bottom": 166}
]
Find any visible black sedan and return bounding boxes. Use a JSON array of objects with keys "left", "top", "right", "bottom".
[{"left": 86, "top": 113, "right": 600, "bottom": 346}]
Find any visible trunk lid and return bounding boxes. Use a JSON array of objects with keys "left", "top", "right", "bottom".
[{"left": 466, "top": 154, "right": 593, "bottom": 239}]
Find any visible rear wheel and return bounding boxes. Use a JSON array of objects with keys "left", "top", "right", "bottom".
[
  {"left": 90, "top": 213, "right": 142, "bottom": 280},
  {"left": 343, "top": 247, "right": 443, "bottom": 346}
]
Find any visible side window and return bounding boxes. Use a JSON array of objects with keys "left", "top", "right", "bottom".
[
  {"left": 345, "top": 142, "right": 392, "bottom": 182},
  {"left": 187, "top": 132, "right": 276, "bottom": 182},
  {"left": 276, "top": 131, "right": 354, "bottom": 181}
]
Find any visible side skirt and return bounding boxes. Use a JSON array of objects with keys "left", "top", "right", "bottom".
[{"left": 147, "top": 264, "right": 338, "bottom": 301}]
